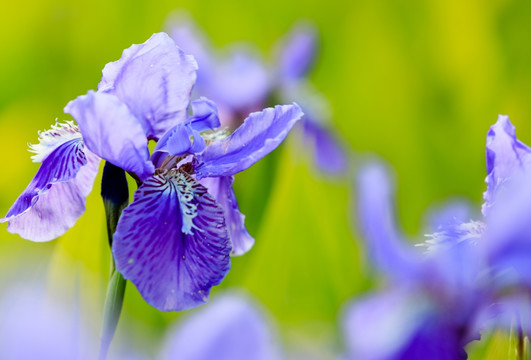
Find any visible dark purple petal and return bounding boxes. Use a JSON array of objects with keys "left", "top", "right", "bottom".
[
  {"left": 1, "top": 138, "right": 100, "bottom": 241},
  {"left": 304, "top": 119, "right": 347, "bottom": 175},
  {"left": 275, "top": 21, "right": 317, "bottom": 81},
  {"left": 357, "top": 162, "right": 421, "bottom": 280},
  {"left": 195, "top": 104, "right": 303, "bottom": 179},
  {"left": 65, "top": 90, "right": 154, "bottom": 181},
  {"left": 98, "top": 32, "right": 198, "bottom": 139},
  {"left": 483, "top": 115, "right": 531, "bottom": 216},
  {"left": 161, "top": 293, "right": 280, "bottom": 360},
  {"left": 200, "top": 176, "right": 254, "bottom": 256},
  {"left": 113, "top": 170, "right": 231, "bottom": 311}
]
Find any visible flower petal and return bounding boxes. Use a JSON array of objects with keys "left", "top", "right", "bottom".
[
  {"left": 208, "top": 48, "right": 270, "bottom": 111},
  {"left": 151, "top": 98, "right": 220, "bottom": 167},
  {"left": 195, "top": 104, "right": 303, "bottom": 179},
  {"left": 357, "top": 162, "right": 421, "bottom": 280},
  {"left": 343, "top": 290, "right": 467, "bottom": 360},
  {"left": 275, "top": 21, "right": 317, "bottom": 81},
  {"left": 98, "top": 32, "right": 198, "bottom": 139},
  {"left": 483, "top": 115, "right": 531, "bottom": 216},
  {"left": 1, "top": 138, "right": 100, "bottom": 241},
  {"left": 65, "top": 90, "right": 154, "bottom": 181},
  {"left": 161, "top": 293, "right": 280, "bottom": 360},
  {"left": 200, "top": 176, "right": 254, "bottom": 256},
  {"left": 113, "top": 170, "right": 231, "bottom": 311},
  {"left": 304, "top": 119, "right": 347, "bottom": 175},
  {"left": 166, "top": 12, "right": 214, "bottom": 87}
]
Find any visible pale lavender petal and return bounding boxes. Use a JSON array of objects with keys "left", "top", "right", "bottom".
[
  {"left": 98, "top": 32, "right": 198, "bottom": 139},
  {"left": 195, "top": 104, "right": 303, "bottom": 179},
  {"left": 207, "top": 48, "right": 270, "bottom": 111},
  {"left": 200, "top": 176, "right": 254, "bottom": 256},
  {"left": 65, "top": 90, "right": 154, "bottom": 181},
  {"left": 113, "top": 171, "right": 231, "bottom": 311},
  {"left": 424, "top": 200, "right": 473, "bottom": 232},
  {"left": 483, "top": 115, "right": 531, "bottom": 216},
  {"left": 303, "top": 119, "right": 347, "bottom": 175},
  {"left": 357, "top": 162, "right": 421, "bottom": 280},
  {"left": 161, "top": 293, "right": 280, "bottom": 360},
  {"left": 275, "top": 21, "right": 317, "bottom": 81},
  {"left": 1, "top": 138, "right": 100, "bottom": 242}
]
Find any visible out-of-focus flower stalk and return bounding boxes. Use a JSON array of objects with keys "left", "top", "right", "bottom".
[{"left": 98, "top": 162, "right": 129, "bottom": 360}]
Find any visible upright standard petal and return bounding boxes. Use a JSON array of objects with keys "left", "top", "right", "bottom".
[
  {"left": 195, "top": 104, "right": 303, "bottom": 179},
  {"left": 151, "top": 98, "right": 220, "bottom": 167},
  {"left": 275, "top": 21, "right": 317, "bottom": 81},
  {"left": 98, "top": 32, "right": 198, "bottom": 139},
  {"left": 161, "top": 293, "right": 280, "bottom": 360},
  {"left": 483, "top": 115, "right": 531, "bottom": 216},
  {"left": 357, "top": 162, "right": 421, "bottom": 280},
  {"left": 1, "top": 123, "right": 100, "bottom": 241},
  {"left": 200, "top": 176, "right": 254, "bottom": 256},
  {"left": 112, "top": 170, "right": 231, "bottom": 311},
  {"left": 65, "top": 91, "right": 154, "bottom": 181}
]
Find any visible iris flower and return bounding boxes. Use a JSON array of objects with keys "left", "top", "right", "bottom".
[
  {"left": 168, "top": 14, "right": 347, "bottom": 174},
  {"left": 344, "top": 162, "right": 487, "bottom": 360},
  {"left": 2, "top": 32, "right": 303, "bottom": 311},
  {"left": 345, "top": 115, "right": 531, "bottom": 359}
]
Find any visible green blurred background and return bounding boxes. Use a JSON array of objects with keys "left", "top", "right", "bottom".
[{"left": 1, "top": 0, "right": 530, "bottom": 358}]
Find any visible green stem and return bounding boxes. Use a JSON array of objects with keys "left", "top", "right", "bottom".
[
  {"left": 98, "top": 162, "right": 130, "bottom": 360},
  {"left": 98, "top": 264, "right": 126, "bottom": 360}
]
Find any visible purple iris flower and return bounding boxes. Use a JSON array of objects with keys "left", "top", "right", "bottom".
[
  {"left": 62, "top": 33, "right": 303, "bottom": 311},
  {"left": 160, "top": 292, "right": 281, "bottom": 360},
  {"left": 2, "top": 33, "right": 302, "bottom": 312},
  {"left": 345, "top": 162, "right": 489, "bottom": 360},
  {"left": 167, "top": 14, "right": 347, "bottom": 175}
]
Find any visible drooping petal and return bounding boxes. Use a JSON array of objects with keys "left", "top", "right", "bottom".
[
  {"left": 161, "top": 293, "right": 281, "bottom": 360},
  {"left": 483, "top": 115, "right": 531, "bottom": 216},
  {"left": 304, "top": 119, "right": 347, "bottom": 175},
  {"left": 200, "top": 176, "right": 254, "bottom": 256},
  {"left": 1, "top": 134, "right": 100, "bottom": 241},
  {"left": 195, "top": 104, "right": 303, "bottom": 179},
  {"left": 113, "top": 170, "right": 231, "bottom": 311},
  {"left": 65, "top": 90, "right": 154, "bottom": 181},
  {"left": 356, "top": 162, "right": 421, "bottom": 280},
  {"left": 274, "top": 21, "right": 317, "bottom": 81},
  {"left": 98, "top": 32, "right": 198, "bottom": 139}
]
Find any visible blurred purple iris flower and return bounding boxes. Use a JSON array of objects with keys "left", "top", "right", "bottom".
[
  {"left": 3, "top": 33, "right": 303, "bottom": 312},
  {"left": 160, "top": 292, "right": 281, "bottom": 360},
  {"left": 345, "top": 162, "right": 488, "bottom": 360},
  {"left": 167, "top": 13, "right": 347, "bottom": 175},
  {"left": 346, "top": 115, "right": 531, "bottom": 359}
]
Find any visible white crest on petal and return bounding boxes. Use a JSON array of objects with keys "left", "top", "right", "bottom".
[
  {"left": 29, "top": 121, "right": 82, "bottom": 163},
  {"left": 173, "top": 171, "right": 201, "bottom": 235},
  {"left": 419, "top": 220, "right": 485, "bottom": 253}
]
